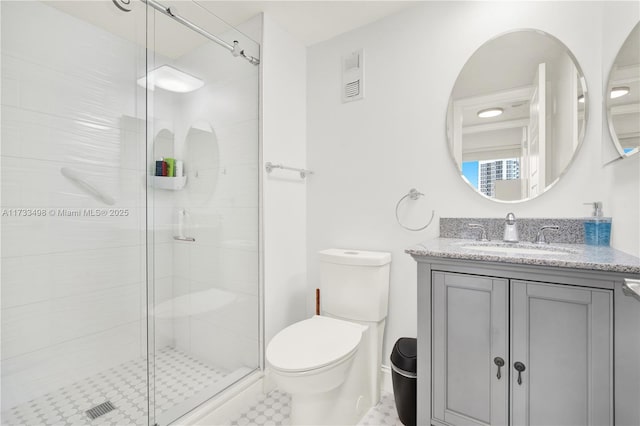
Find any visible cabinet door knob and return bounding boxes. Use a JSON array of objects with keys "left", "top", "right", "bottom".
[
  {"left": 514, "top": 361, "right": 526, "bottom": 385},
  {"left": 493, "top": 357, "right": 505, "bottom": 380}
]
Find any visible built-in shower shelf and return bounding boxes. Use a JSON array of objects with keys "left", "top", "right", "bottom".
[{"left": 150, "top": 175, "right": 187, "bottom": 190}]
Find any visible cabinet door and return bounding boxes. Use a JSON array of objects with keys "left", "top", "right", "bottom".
[
  {"left": 511, "top": 281, "right": 612, "bottom": 426},
  {"left": 432, "top": 272, "right": 509, "bottom": 426}
]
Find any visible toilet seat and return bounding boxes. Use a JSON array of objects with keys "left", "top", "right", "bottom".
[{"left": 266, "top": 315, "right": 365, "bottom": 373}]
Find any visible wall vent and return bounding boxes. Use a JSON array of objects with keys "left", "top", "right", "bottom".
[
  {"left": 342, "top": 49, "right": 364, "bottom": 103},
  {"left": 345, "top": 80, "right": 360, "bottom": 98}
]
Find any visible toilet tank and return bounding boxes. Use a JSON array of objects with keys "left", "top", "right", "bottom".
[{"left": 319, "top": 249, "right": 391, "bottom": 322}]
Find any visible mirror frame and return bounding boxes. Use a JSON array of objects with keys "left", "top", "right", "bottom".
[
  {"left": 445, "top": 28, "right": 589, "bottom": 204},
  {"left": 605, "top": 22, "right": 640, "bottom": 159}
]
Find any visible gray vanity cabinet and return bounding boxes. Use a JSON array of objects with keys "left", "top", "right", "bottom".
[
  {"left": 431, "top": 272, "right": 509, "bottom": 426},
  {"left": 423, "top": 265, "right": 614, "bottom": 426},
  {"left": 510, "top": 280, "right": 612, "bottom": 426}
]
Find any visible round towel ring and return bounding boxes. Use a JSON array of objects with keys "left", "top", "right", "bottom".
[{"left": 395, "top": 188, "right": 435, "bottom": 231}]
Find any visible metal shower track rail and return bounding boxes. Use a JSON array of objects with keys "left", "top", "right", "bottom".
[{"left": 142, "top": 0, "right": 260, "bottom": 65}]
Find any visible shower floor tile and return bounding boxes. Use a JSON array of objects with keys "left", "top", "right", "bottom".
[
  {"left": 1, "top": 347, "right": 227, "bottom": 426},
  {"left": 227, "top": 389, "right": 402, "bottom": 426}
]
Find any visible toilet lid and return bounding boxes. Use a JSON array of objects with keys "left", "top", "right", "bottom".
[{"left": 266, "top": 316, "right": 365, "bottom": 373}]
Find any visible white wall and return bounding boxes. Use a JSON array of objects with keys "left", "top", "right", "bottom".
[
  {"left": 262, "top": 14, "right": 308, "bottom": 346},
  {"left": 1, "top": 1, "right": 147, "bottom": 408},
  {"left": 307, "top": 1, "right": 640, "bottom": 367}
]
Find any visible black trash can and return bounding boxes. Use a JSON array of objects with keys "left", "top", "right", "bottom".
[{"left": 391, "top": 337, "right": 417, "bottom": 426}]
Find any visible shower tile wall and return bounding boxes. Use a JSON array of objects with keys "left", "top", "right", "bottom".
[
  {"left": 1, "top": 1, "right": 148, "bottom": 409},
  {"left": 1, "top": 2, "right": 260, "bottom": 420}
]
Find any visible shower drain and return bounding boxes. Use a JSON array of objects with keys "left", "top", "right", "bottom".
[{"left": 85, "top": 401, "right": 116, "bottom": 420}]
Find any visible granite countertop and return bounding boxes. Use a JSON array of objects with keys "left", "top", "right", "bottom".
[{"left": 406, "top": 238, "right": 640, "bottom": 274}]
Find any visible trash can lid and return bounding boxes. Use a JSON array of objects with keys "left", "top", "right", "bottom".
[{"left": 390, "top": 337, "right": 417, "bottom": 373}]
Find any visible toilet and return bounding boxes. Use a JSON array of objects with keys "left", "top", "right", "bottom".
[{"left": 266, "top": 249, "right": 391, "bottom": 425}]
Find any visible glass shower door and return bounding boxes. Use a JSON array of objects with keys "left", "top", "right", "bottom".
[
  {"left": 1, "top": 1, "right": 259, "bottom": 424},
  {"left": 145, "top": 3, "right": 260, "bottom": 424}
]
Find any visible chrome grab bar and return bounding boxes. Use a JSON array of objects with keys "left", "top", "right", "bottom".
[
  {"left": 265, "top": 162, "right": 314, "bottom": 179},
  {"left": 60, "top": 167, "right": 115, "bottom": 205},
  {"left": 622, "top": 279, "right": 640, "bottom": 302}
]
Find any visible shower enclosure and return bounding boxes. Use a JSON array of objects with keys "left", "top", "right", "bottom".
[{"left": 1, "top": 1, "right": 260, "bottom": 425}]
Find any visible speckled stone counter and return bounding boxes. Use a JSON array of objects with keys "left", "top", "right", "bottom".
[
  {"left": 406, "top": 238, "right": 640, "bottom": 274},
  {"left": 440, "top": 217, "right": 585, "bottom": 243}
]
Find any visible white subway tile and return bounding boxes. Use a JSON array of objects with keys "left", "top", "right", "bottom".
[
  {"left": 2, "top": 284, "right": 142, "bottom": 359},
  {"left": 1, "top": 209, "right": 145, "bottom": 258},
  {"left": 0, "top": 76, "right": 19, "bottom": 107},
  {"left": 218, "top": 208, "right": 259, "bottom": 245},
  {"left": 191, "top": 292, "right": 258, "bottom": 339},
  {"left": 172, "top": 243, "right": 190, "bottom": 280},
  {"left": 1, "top": 245, "right": 145, "bottom": 308},
  {"left": 189, "top": 319, "right": 258, "bottom": 371},
  {"left": 1, "top": 156, "right": 145, "bottom": 208},
  {"left": 210, "top": 164, "right": 259, "bottom": 208},
  {"left": 153, "top": 243, "right": 173, "bottom": 279},
  {"left": 218, "top": 247, "right": 259, "bottom": 296},
  {"left": 215, "top": 119, "right": 259, "bottom": 167},
  {"left": 190, "top": 244, "right": 220, "bottom": 285}
]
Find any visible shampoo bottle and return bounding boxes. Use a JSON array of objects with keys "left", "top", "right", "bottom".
[
  {"left": 155, "top": 157, "right": 164, "bottom": 177},
  {"left": 583, "top": 202, "right": 611, "bottom": 246}
]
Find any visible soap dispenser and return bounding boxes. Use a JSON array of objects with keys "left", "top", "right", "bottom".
[{"left": 583, "top": 202, "right": 611, "bottom": 246}]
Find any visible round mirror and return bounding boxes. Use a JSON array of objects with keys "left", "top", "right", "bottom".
[
  {"left": 606, "top": 22, "right": 640, "bottom": 158},
  {"left": 185, "top": 122, "right": 219, "bottom": 206},
  {"left": 446, "top": 30, "right": 587, "bottom": 202}
]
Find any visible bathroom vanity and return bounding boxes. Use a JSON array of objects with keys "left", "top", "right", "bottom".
[{"left": 408, "top": 238, "right": 640, "bottom": 426}]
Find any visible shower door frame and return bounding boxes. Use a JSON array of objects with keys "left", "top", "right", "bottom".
[{"left": 142, "top": 3, "right": 264, "bottom": 425}]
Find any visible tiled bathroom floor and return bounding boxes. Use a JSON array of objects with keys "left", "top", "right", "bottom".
[
  {"left": 228, "top": 389, "right": 402, "bottom": 426},
  {"left": 1, "top": 347, "right": 227, "bottom": 426},
  {"left": 358, "top": 392, "right": 404, "bottom": 426}
]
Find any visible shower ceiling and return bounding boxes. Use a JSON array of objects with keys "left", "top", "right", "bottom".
[
  {"left": 47, "top": 0, "right": 416, "bottom": 57},
  {"left": 47, "top": 0, "right": 218, "bottom": 58},
  {"left": 195, "top": 1, "right": 416, "bottom": 46}
]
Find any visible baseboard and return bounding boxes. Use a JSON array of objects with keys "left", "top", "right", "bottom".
[
  {"left": 176, "top": 371, "right": 264, "bottom": 425},
  {"left": 381, "top": 364, "right": 394, "bottom": 395}
]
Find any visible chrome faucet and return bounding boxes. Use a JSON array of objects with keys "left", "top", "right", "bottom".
[
  {"left": 503, "top": 213, "right": 519, "bottom": 243},
  {"left": 468, "top": 223, "right": 489, "bottom": 241},
  {"left": 534, "top": 225, "right": 559, "bottom": 244}
]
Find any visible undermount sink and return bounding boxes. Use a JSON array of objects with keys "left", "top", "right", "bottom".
[{"left": 458, "top": 242, "right": 578, "bottom": 256}]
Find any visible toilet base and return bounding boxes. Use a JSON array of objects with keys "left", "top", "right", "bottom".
[
  {"left": 288, "top": 338, "right": 372, "bottom": 425},
  {"left": 290, "top": 382, "right": 369, "bottom": 426}
]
